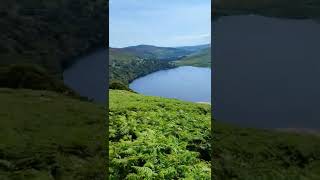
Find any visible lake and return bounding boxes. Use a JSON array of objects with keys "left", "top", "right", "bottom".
[
  {"left": 63, "top": 49, "right": 107, "bottom": 103},
  {"left": 130, "top": 66, "right": 211, "bottom": 103},
  {"left": 213, "top": 15, "right": 320, "bottom": 129}
]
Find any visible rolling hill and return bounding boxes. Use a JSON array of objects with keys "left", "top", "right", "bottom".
[
  {"left": 176, "top": 44, "right": 210, "bottom": 53},
  {"left": 175, "top": 47, "right": 211, "bottom": 68},
  {"left": 120, "top": 45, "right": 192, "bottom": 61}
]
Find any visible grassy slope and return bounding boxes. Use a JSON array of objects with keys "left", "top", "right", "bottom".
[
  {"left": 109, "top": 90, "right": 211, "bottom": 179},
  {"left": 213, "top": 123, "right": 320, "bottom": 180},
  {"left": 214, "top": 0, "right": 320, "bottom": 19},
  {"left": 0, "top": 88, "right": 106, "bottom": 179},
  {"left": 175, "top": 47, "right": 211, "bottom": 68}
]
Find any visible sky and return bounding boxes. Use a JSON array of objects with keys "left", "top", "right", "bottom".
[{"left": 110, "top": 0, "right": 211, "bottom": 48}]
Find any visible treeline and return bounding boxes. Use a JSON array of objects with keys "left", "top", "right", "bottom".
[{"left": 0, "top": 0, "right": 107, "bottom": 76}]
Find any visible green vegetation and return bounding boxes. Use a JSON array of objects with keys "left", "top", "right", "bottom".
[
  {"left": 0, "top": 88, "right": 106, "bottom": 179},
  {"left": 0, "top": 0, "right": 107, "bottom": 76},
  {"left": 177, "top": 44, "right": 210, "bottom": 54},
  {"left": 175, "top": 47, "right": 211, "bottom": 68},
  {"left": 0, "top": 64, "right": 78, "bottom": 96},
  {"left": 109, "top": 90, "right": 211, "bottom": 179},
  {"left": 121, "top": 45, "right": 191, "bottom": 61},
  {"left": 214, "top": 0, "right": 320, "bottom": 19},
  {"left": 213, "top": 122, "right": 320, "bottom": 180},
  {"left": 109, "top": 48, "right": 175, "bottom": 88}
]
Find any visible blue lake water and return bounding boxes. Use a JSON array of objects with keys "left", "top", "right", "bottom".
[{"left": 129, "top": 66, "right": 211, "bottom": 103}]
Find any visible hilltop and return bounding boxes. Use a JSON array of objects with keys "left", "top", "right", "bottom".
[{"left": 0, "top": 88, "right": 106, "bottom": 179}]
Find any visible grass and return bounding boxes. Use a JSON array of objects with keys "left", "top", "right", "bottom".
[
  {"left": 213, "top": 122, "right": 320, "bottom": 180},
  {"left": 0, "top": 88, "right": 106, "bottom": 179},
  {"left": 109, "top": 90, "right": 211, "bottom": 179},
  {"left": 175, "top": 47, "right": 211, "bottom": 68}
]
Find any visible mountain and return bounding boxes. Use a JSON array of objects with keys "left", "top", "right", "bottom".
[
  {"left": 214, "top": 0, "right": 320, "bottom": 19},
  {"left": 0, "top": 88, "right": 105, "bottom": 179},
  {"left": 175, "top": 47, "right": 211, "bottom": 68},
  {"left": 109, "top": 90, "right": 211, "bottom": 179},
  {"left": 120, "top": 45, "right": 192, "bottom": 61}
]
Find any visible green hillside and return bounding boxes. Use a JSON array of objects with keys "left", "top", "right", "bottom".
[
  {"left": 0, "top": 0, "right": 107, "bottom": 76},
  {"left": 109, "top": 48, "right": 175, "bottom": 87},
  {"left": 109, "top": 90, "right": 211, "bottom": 179},
  {"left": 175, "top": 47, "right": 211, "bottom": 68},
  {"left": 214, "top": 0, "right": 320, "bottom": 19},
  {"left": 0, "top": 88, "right": 106, "bottom": 179},
  {"left": 213, "top": 123, "right": 320, "bottom": 179},
  {"left": 177, "top": 44, "right": 210, "bottom": 53},
  {"left": 121, "top": 45, "right": 192, "bottom": 61}
]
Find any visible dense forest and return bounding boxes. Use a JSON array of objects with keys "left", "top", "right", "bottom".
[
  {"left": 0, "top": 0, "right": 107, "bottom": 76},
  {"left": 109, "top": 48, "right": 176, "bottom": 89}
]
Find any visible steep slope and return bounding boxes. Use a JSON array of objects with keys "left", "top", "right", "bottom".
[
  {"left": 0, "top": 88, "right": 106, "bottom": 179},
  {"left": 175, "top": 47, "right": 211, "bottom": 68},
  {"left": 109, "top": 90, "right": 211, "bottom": 179},
  {"left": 0, "top": 0, "right": 107, "bottom": 76},
  {"left": 109, "top": 48, "right": 175, "bottom": 87}
]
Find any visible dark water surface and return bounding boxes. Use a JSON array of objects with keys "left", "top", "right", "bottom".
[
  {"left": 63, "top": 49, "right": 107, "bottom": 103},
  {"left": 130, "top": 66, "right": 211, "bottom": 103},
  {"left": 213, "top": 15, "right": 320, "bottom": 129}
]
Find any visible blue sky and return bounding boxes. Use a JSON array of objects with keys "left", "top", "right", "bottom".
[{"left": 110, "top": 0, "right": 211, "bottom": 48}]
